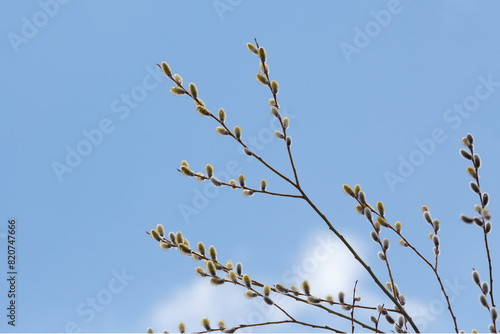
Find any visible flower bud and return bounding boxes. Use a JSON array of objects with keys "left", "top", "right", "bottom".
[
  {"left": 246, "top": 42, "right": 258, "bottom": 54},
  {"left": 238, "top": 174, "right": 245, "bottom": 187},
  {"left": 467, "top": 166, "right": 477, "bottom": 179},
  {"left": 479, "top": 294, "right": 489, "bottom": 307},
  {"left": 242, "top": 274, "right": 252, "bottom": 288},
  {"left": 259, "top": 63, "right": 269, "bottom": 74},
  {"left": 473, "top": 153, "right": 481, "bottom": 168},
  {"left": 354, "top": 184, "right": 362, "bottom": 196},
  {"left": 188, "top": 83, "right": 198, "bottom": 98},
  {"left": 358, "top": 191, "right": 366, "bottom": 204},
  {"left": 301, "top": 280, "right": 311, "bottom": 295},
  {"left": 433, "top": 219, "right": 440, "bottom": 233},
  {"left": 150, "top": 229, "right": 161, "bottom": 242},
  {"left": 377, "top": 216, "right": 390, "bottom": 227},
  {"left": 485, "top": 221, "right": 492, "bottom": 234},
  {"left": 460, "top": 149, "right": 472, "bottom": 160},
  {"left": 307, "top": 296, "right": 321, "bottom": 304},
  {"left": 263, "top": 296, "right": 274, "bottom": 305},
  {"left": 382, "top": 238, "right": 390, "bottom": 250},
  {"left": 177, "top": 322, "right": 186, "bottom": 334},
  {"left": 161, "top": 62, "right": 172, "bottom": 77},
  {"left": 423, "top": 211, "right": 432, "bottom": 224},
  {"left": 467, "top": 133, "right": 474, "bottom": 144},
  {"left": 343, "top": 184, "right": 355, "bottom": 196},
  {"left": 206, "top": 260, "right": 217, "bottom": 276},
  {"left": 173, "top": 74, "right": 183, "bottom": 85},
  {"left": 460, "top": 214, "right": 474, "bottom": 224},
  {"left": 482, "top": 193, "right": 490, "bottom": 207},
  {"left": 227, "top": 270, "right": 238, "bottom": 283},
  {"left": 472, "top": 270, "right": 481, "bottom": 285},
  {"left": 376, "top": 201, "right": 385, "bottom": 216},
  {"left": 210, "top": 277, "right": 225, "bottom": 285},
  {"left": 169, "top": 232, "right": 176, "bottom": 244},
  {"left": 159, "top": 241, "right": 171, "bottom": 250},
  {"left": 236, "top": 262, "right": 243, "bottom": 276},
  {"left": 275, "top": 283, "right": 288, "bottom": 293},
  {"left": 244, "top": 290, "right": 258, "bottom": 298},
  {"left": 210, "top": 177, "right": 222, "bottom": 187},
  {"left": 205, "top": 164, "right": 214, "bottom": 178},
  {"left": 243, "top": 147, "right": 253, "bottom": 156},
  {"left": 234, "top": 126, "right": 242, "bottom": 140},
  {"left": 216, "top": 126, "right": 229, "bottom": 136},
  {"left": 218, "top": 108, "right": 226, "bottom": 122},
  {"left": 209, "top": 245, "right": 217, "bottom": 261},
  {"left": 282, "top": 117, "right": 290, "bottom": 129},
  {"left": 256, "top": 73, "right": 268, "bottom": 85},
  {"left": 260, "top": 179, "right": 267, "bottom": 191},
  {"left": 270, "top": 106, "right": 280, "bottom": 118},
  {"left": 338, "top": 291, "right": 345, "bottom": 304},
  {"left": 470, "top": 181, "right": 480, "bottom": 194},
  {"left": 258, "top": 47, "right": 266, "bottom": 62},
  {"left": 491, "top": 307, "right": 498, "bottom": 322},
  {"left": 274, "top": 130, "right": 284, "bottom": 139},
  {"left": 271, "top": 80, "right": 279, "bottom": 95},
  {"left": 263, "top": 285, "right": 271, "bottom": 296},
  {"left": 201, "top": 318, "right": 211, "bottom": 331},
  {"left": 156, "top": 224, "right": 165, "bottom": 237},
  {"left": 481, "top": 281, "right": 490, "bottom": 294},
  {"left": 170, "top": 87, "right": 185, "bottom": 96},
  {"left": 364, "top": 207, "right": 372, "bottom": 221}
]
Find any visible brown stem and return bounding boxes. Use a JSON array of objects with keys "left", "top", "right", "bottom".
[
  {"left": 351, "top": 280, "right": 358, "bottom": 333},
  {"left": 192, "top": 319, "right": 342, "bottom": 333},
  {"left": 176, "top": 169, "right": 303, "bottom": 199},
  {"left": 299, "top": 191, "right": 420, "bottom": 332},
  {"left": 149, "top": 232, "right": 381, "bottom": 332},
  {"left": 355, "top": 196, "right": 458, "bottom": 332},
  {"left": 470, "top": 145, "right": 495, "bottom": 308}
]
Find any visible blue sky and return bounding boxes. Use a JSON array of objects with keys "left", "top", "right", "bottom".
[{"left": 2, "top": 0, "right": 500, "bottom": 332}]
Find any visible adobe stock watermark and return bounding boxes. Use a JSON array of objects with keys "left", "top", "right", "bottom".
[
  {"left": 385, "top": 74, "right": 500, "bottom": 191},
  {"left": 51, "top": 65, "right": 166, "bottom": 182},
  {"left": 63, "top": 267, "right": 135, "bottom": 333},
  {"left": 411, "top": 277, "right": 467, "bottom": 331},
  {"left": 235, "top": 235, "right": 340, "bottom": 333},
  {"left": 213, "top": 0, "right": 243, "bottom": 21},
  {"left": 339, "top": 0, "right": 411, "bottom": 64},
  {"left": 7, "top": 0, "right": 70, "bottom": 54},
  {"left": 178, "top": 107, "right": 296, "bottom": 224}
]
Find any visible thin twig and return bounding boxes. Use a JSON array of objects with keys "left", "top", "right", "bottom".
[
  {"left": 351, "top": 280, "right": 358, "bottom": 333},
  {"left": 159, "top": 51, "right": 422, "bottom": 332},
  {"left": 352, "top": 195, "right": 458, "bottom": 333},
  {"left": 193, "top": 319, "right": 341, "bottom": 333},
  {"left": 175, "top": 169, "right": 303, "bottom": 199},
  {"left": 299, "top": 191, "right": 420, "bottom": 332},
  {"left": 470, "top": 145, "right": 495, "bottom": 308}
]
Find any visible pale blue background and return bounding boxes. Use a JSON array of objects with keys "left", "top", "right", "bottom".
[{"left": 2, "top": 0, "right": 500, "bottom": 332}]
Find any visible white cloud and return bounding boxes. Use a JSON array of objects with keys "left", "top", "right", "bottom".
[
  {"left": 146, "top": 231, "right": 374, "bottom": 332},
  {"left": 148, "top": 279, "right": 248, "bottom": 332}
]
